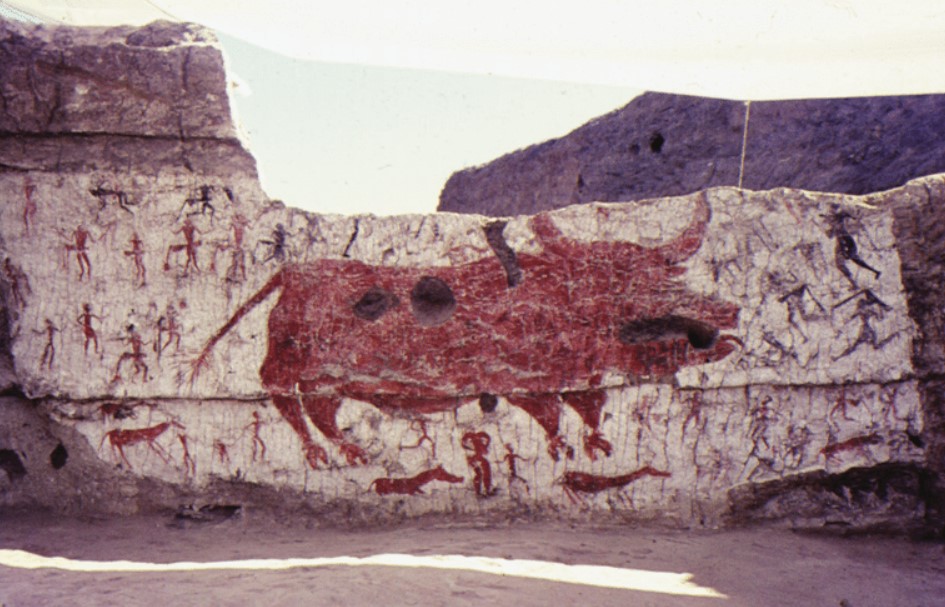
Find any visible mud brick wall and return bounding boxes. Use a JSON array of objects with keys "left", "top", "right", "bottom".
[{"left": 0, "top": 20, "right": 942, "bottom": 533}]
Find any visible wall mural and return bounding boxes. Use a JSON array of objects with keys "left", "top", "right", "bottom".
[
  {"left": 191, "top": 192, "right": 740, "bottom": 469},
  {"left": 0, "top": 172, "right": 925, "bottom": 522}
]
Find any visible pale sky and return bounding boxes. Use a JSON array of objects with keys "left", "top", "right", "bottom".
[{"left": 7, "top": 0, "right": 945, "bottom": 214}]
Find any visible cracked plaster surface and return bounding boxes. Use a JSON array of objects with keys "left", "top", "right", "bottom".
[{"left": 0, "top": 20, "right": 938, "bottom": 528}]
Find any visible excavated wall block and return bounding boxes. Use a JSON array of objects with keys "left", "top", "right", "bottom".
[{"left": 0, "top": 20, "right": 941, "bottom": 531}]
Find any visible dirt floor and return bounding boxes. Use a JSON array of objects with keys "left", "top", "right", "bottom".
[{"left": 0, "top": 511, "right": 943, "bottom": 607}]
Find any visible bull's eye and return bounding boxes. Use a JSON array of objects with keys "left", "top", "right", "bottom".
[
  {"left": 410, "top": 276, "right": 456, "bottom": 326},
  {"left": 619, "top": 315, "right": 718, "bottom": 350},
  {"left": 685, "top": 322, "right": 718, "bottom": 349},
  {"left": 353, "top": 287, "right": 399, "bottom": 321}
]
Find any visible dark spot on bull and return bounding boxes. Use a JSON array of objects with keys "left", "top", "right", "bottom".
[
  {"left": 0, "top": 449, "right": 26, "bottom": 481},
  {"left": 649, "top": 132, "right": 665, "bottom": 153},
  {"left": 483, "top": 221, "right": 523, "bottom": 288},
  {"left": 479, "top": 393, "right": 498, "bottom": 413},
  {"left": 353, "top": 287, "right": 400, "bottom": 321},
  {"left": 50, "top": 443, "right": 68, "bottom": 469},
  {"left": 410, "top": 277, "right": 456, "bottom": 326},
  {"left": 619, "top": 315, "right": 718, "bottom": 350}
]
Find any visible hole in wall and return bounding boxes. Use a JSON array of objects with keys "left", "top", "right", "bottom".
[
  {"left": 906, "top": 432, "right": 924, "bottom": 448},
  {"left": 649, "top": 132, "right": 665, "bottom": 153},
  {"left": 619, "top": 315, "right": 718, "bottom": 349},
  {"left": 353, "top": 287, "right": 399, "bottom": 321},
  {"left": 479, "top": 393, "right": 498, "bottom": 413},
  {"left": 0, "top": 449, "right": 26, "bottom": 481},
  {"left": 50, "top": 443, "right": 68, "bottom": 469},
  {"left": 410, "top": 276, "right": 456, "bottom": 326}
]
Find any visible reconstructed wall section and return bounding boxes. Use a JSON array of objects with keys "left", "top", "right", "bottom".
[
  {"left": 438, "top": 92, "right": 945, "bottom": 216},
  {"left": 1, "top": 20, "right": 942, "bottom": 533}
]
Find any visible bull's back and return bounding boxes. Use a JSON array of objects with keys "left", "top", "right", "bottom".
[{"left": 258, "top": 234, "right": 738, "bottom": 396}]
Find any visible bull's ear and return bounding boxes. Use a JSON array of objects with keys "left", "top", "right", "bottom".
[{"left": 654, "top": 191, "right": 711, "bottom": 264}]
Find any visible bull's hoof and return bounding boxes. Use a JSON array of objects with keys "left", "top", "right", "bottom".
[
  {"left": 339, "top": 442, "right": 369, "bottom": 466},
  {"left": 304, "top": 443, "right": 329, "bottom": 469},
  {"left": 548, "top": 435, "right": 574, "bottom": 461},
  {"left": 583, "top": 432, "right": 613, "bottom": 461}
]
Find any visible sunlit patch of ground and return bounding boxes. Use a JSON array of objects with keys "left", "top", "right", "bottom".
[
  {"left": 0, "top": 513, "right": 942, "bottom": 606},
  {"left": 0, "top": 549, "right": 725, "bottom": 598}
]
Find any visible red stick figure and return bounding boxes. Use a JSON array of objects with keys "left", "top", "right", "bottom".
[
  {"left": 243, "top": 410, "right": 268, "bottom": 462},
  {"left": 164, "top": 217, "right": 203, "bottom": 273},
  {"left": 178, "top": 433, "right": 196, "bottom": 477},
  {"left": 749, "top": 397, "right": 778, "bottom": 452},
  {"left": 36, "top": 318, "right": 58, "bottom": 370},
  {"left": 502, "top": 443, "right": 529, "bottom": 493},
  {"left": 2, "top": 258, "right": 31, "bottom": 308},
  {"left": 879, "top": 389, "right": 903, "bottom": 426},
  {"left": 212, "top": 213, "right": 250, "bottom": 283},
  {"left": 154, "top": 304, "right": 182, "bottom": 359},
  {"left": 112, "top": 324, "right": 149, "bottom": 383},
  {"left": 77, "top": 303, "right": 102, "bottom": 355},
  {"left": 99, "top": 421, "right": 183, "bottom": 469},
  {"left": 22, "top": 179, "right": 37, "bottom": 235},
  {"left": 124, "top": 232, "right": 146, "bottom": 285},
  {"left": 213, "top": 440, "right": 231, "bottom": 465},
  {"left": 462, "top": 431, "right": 495, "bottom": 497},
  {"left": 403, "top": 419, "right": 436, "bottom": 457},
  {"left": 65, "top": 225, "right": 94, "bottom": 280},
  {"left": 633, "top": 395, "right": 656, "bottom": 434},
  {"left": 829, "top": 387, "right": 861, "bottom": 423},
  {"left": 682, "top": 392, "right": 705, "bottom": 434}
]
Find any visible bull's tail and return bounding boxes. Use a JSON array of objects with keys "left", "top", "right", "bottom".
[{"left": 190, "top": 271, "right": 285, "bottom": 382}]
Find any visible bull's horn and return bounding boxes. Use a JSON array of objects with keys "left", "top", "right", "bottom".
[{"left": 654, "top": 191, "right": 711, "bottom": 264}]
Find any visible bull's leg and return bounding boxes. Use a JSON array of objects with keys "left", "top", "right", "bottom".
[
  {"left": 270, "top": 395, "right": 327, "bottom": 469},
  {"left": 506, "top": 394, "right": 574, "bottom": 461},
  {"left": 300, "top": 395, "right": 369, "bottom": 466},
  {"left": 561, "top": 391, "right": 613, "bottom": 460}
]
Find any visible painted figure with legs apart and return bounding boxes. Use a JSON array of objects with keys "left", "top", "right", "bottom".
[
  {"left": 22, "top": 178, "right": 36, "bottom": 234},
  {"left": 3, "top": 258, "right": 30, "bottom": 308},
  {"left": 36, "top": 319, "right": 58, "bottom": 370},
  {"left": 64, "top": 225, "right": 93, "bottom": 280},
  {"left": 112, "top": 324, "right": 148, "bottom": 383},
  {"left": 194, "top": 194, "right": 741, "bottom": 469},
  {"left": 164, "top": 217, "right": 203, "bottom": 273},
  {"left": 503, "top": 443, "right": 530, "bottom": 493},
  {"left": 462, "top": 431, "right": 496, "bottom": 497},
  {"left": 77, "top": 303, "right": 102, "bottom": 355},
  {"left": 154, "top": 304, "right": 182, "bottom": 360},
  {"left": 124, "top": 232, "right": 146, "bottom": 285}
]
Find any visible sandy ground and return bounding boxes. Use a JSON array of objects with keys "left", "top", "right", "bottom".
[{"left": 0, "top": 511, "right": 943, "bottom": 607}]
